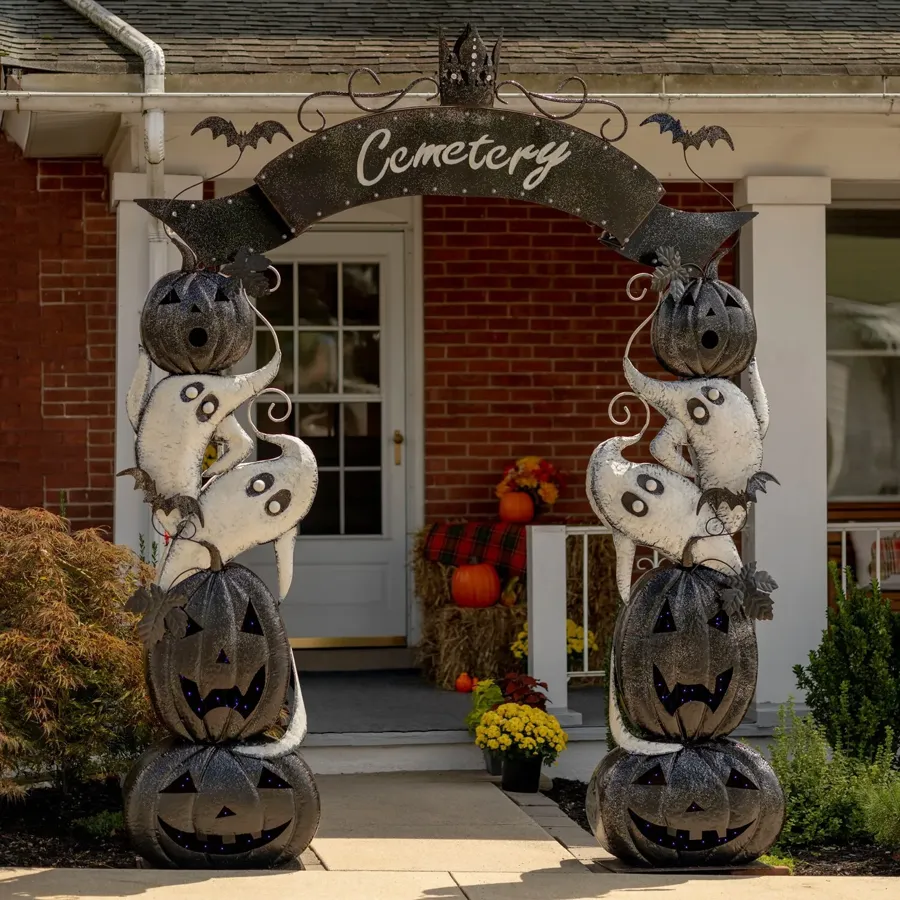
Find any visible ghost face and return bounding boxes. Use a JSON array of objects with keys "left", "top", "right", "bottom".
[
  {"left": 124, "top": 738, "right": 320, "bottom": 869},
  {"left": 586, "top": 740, "right": 784, "bottom": 867}
]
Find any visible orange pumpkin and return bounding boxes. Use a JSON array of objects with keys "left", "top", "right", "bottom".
[
  {"left": 455, "top": 672, "right": 475, "bottom": 692},
  {"left": 499, "top": 491, "right": 535, "bottom": 524},
  {"left": 452, "top": 559, "right": 501, "bottom": 608}
]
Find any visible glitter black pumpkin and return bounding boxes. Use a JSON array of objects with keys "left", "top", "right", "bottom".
[
  {"left": 140, "top": 270, "right": 255, "bottom": 374},
  {"left": 147, "top": 564, "right": 291, "bottom": 743},
  {"left": 650, "top": 271, "right": 756, "bottom": 379},
  {"left": 586, "top": 739, "right": 784, "bottom": 867},
  {"left": 124, "top": 737, "right": 320, "bottom": 869},
  {"left": 614, "top": 564, "right": 757, "bottom": 742}
]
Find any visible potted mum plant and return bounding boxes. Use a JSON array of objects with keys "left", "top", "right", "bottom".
[
  {"left": 475, "top": 702, "right": 568, "bottom": 793},
  {"left": 495, "top": 456, "right": 565, "bottom": 524},
  {"left": 465, "top": 679, "right": 505, "bottom": 775},
  {"left": 510, "top": 621, "right": 600, "bottom": 671}
]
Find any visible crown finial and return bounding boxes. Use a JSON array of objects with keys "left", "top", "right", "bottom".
[{"left": 438, "top": 23, "right": 501, "bottom": 107}]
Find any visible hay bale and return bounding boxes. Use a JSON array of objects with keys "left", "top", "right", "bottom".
[{"left": 418, "top": 605, "right": 526, "bottom": 690}]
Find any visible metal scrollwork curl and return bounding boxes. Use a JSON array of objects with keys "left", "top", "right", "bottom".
[
  {"left": 298, "top": 68, "right": 440, "bottom": 133},
  {"left": 494, "top": 76, "right": 628, "bottom": 142}
]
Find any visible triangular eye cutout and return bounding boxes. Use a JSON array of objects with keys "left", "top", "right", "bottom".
[
  {"left": 707, "top": 609, "right": 729, "bottom": 634},
  {"left": 241, "top": 600, "right": 264, "bottom": 635},
  {"left": 159, "top": 290, "right": 180, "bottom": 305},
  {"left": 258, "top": 767, "right": 292, "bottom": 789},
  {"left": 705, "top": 308, "right": 716, "bottom": 316},
  {"left": 161, "top": 771, "right": 198, "bottom": 793},
  {"left": 653, "top": 598, "right": 676, "bottom": 633},
  {"left": 184, "top": 615, "right": 203, "bottom": 636},
  {"left": 633, "top": 763, "right": 667, "bottom": 786},
  {"left": 726, "top": 768, "right": 759, "bottom": 790},
  {"left": 724, "top": 294, "right": 741, "bottom": 308},
  {"left": 680, "top": 295, "right": 695, "bottom": 306},
  {"left": 214, "top": 288, "right": 233, "bottom": 302}
]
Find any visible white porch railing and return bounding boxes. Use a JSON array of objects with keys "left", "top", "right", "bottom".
[{"left": 527, "top": 521, "right": 900, "bottom": 727}]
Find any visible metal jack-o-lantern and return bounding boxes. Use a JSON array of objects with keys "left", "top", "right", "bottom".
[
  {"left": 587, "top": 739, "right": 784, "bottom": 867},
  {"left": 140, "top": 270, "right": 255, "bottom": 374},
  {"left": 651, "top": 254, "right": 756, "bottom": 379},
  {"left": 147, "top": 564, "right": 291, "bottom": 743},
  {"left": 615, "top": 564, "right": 757, "bottom": 742},
  {"left": 124, "top": 737, "right": 320, "bottom": 869}
]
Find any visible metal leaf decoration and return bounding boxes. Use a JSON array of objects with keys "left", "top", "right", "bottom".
[
  {"left": 125, "top": 584, "right": 189, "bottom": 647},
  {"left": 221, "top": 247, "right": 274, "bottom": 297},
  {"left": 650, "top": 246, "right": 691, "bottom": 299},
  {"left": 725, "top": 563, "right": 778, "bottom": 621}
]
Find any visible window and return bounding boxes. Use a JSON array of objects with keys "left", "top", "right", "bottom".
[
  {"left": 252, "top": 261, "right": 383, "bottom": 535},
  {"left": 826, "top": 210, "right": 900, "bottom": 500}
]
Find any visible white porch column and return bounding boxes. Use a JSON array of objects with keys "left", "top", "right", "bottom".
[
  {"left": 526, "top": 525, "right": 582, "bottom": 726},
  {"left": 111, "top": 173, "right": 203, "bottom": 553},
  {"left": 736, "top": 176, "right": 831, "bottom": 715}
]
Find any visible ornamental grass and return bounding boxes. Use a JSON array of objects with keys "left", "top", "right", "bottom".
[
  {"left": 0, "top": 507, "right": 155, "bottom": 797},
  {"left": 475, "top": 702, "right": 568, "bottom": 764}
]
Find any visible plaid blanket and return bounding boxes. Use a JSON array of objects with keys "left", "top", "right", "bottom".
[
  {"left": 877, "top": 535, "right": 900, "bottom": 579},
  {"left": 422, "top": 522, "right": 527, "bottom": 577}
]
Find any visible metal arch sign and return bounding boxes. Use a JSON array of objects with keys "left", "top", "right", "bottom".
[
  {"left": 138, "top": 105, "right": 753, "bottom": 271},
  {"left": 256, "top": 107, "right": 661, "bottom": 241}
]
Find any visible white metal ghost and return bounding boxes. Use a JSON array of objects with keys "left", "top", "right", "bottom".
[
  {"left": 623, "top": 356, "right": 776, "bottom": 532},
  {"left": 157, "top": 430, "right": 318, "bottom": 600},
  {"left": 586, "top": 431, "right": 742, "bottom": 603},
  {"left": 120, "top": 346, "right": 280, "bottom": 524}
]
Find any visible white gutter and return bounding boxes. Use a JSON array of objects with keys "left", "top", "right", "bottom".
[
  {"left": 2, "top": 90, "right": 900, "bottom": 115},
  {"left": 61, "top": 1, "right": 168, "bottom": 283}
]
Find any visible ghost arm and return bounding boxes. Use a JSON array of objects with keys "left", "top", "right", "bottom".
[
  {"left": 649, "top": 419, "right": 696, "bottom": 479},
  {"left": 745, "top": 358, "right": 770, "bottom": 439},
  {"left": 204, "top": 414, "right": 253, "bottom": 478},
  {"left": 126, "top": 346, "right": 153, "bottom": 431}
]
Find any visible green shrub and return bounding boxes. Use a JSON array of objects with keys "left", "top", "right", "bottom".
[
  {"left": 0, "top": 508, "right": 156, "bottom": 797},
  {"left": 72, "top": 810, "right": 124, "bottom": 840},
  {"left": 793, "top": 564, "right": 900, "bottom": 761},
  {"left": 770, "top": 703, "right": 868, "bottom": 851},
  {"left": 861, "top": 775, "right": 900, "bottom": 849},
  {"left": 465, "top": 678, "right": 504, "bottom": 735},
  {"left": 759, "top": 852, "right": 795, "bottom": 874}
]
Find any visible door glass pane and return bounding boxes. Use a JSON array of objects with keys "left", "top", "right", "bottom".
[
  {"left": 296, "top": 402, "right": 340, "bottom": 467},
  {"left": 301, "top": 471, "right": 340, "bottom": 535},
  {"left": 343, "top": 263, "right": 380, "bottom": 326},
  {"left": 344, "top": 402, "right": 381, "bottom": 467},
  {"left": 256, "top": 264, "right": 294, "bottom": 327},
  {"left": 255, "top": 403, "right": 296, "bottom": 461},
  {"left": 345, "top": 471, "right": 382, "bottom": 535},
  {"left": 256, "top": 329, "right": 294, "bottom": 393},
  {"left": 343, "top": 331, "right": 380, "bottom": 391},
  {"left": 298, "top": 264, "right": 338, "bottom": 326},
  {"left": 297, "top": 332, "right": 338, "bottom": 393}
]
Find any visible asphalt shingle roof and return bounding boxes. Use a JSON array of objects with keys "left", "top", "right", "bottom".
[{"left": 3, "top": 1, "right": 900, "bottom": 77}]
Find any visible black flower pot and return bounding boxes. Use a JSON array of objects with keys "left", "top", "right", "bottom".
[
  {"left": 501, "top": 756, "right": 543, "bottom": 793},
  {"left": 483, "top": 749, "right": 503, "bottom": 776}
]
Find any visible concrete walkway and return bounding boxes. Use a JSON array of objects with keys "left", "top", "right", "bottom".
[{"left": 1, "top": 772, "right": 896, "bottom": 899}]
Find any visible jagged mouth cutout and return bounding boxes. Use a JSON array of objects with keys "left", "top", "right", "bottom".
[
  {"left": 158, "top": 816, "right": 290, "bottom": 854},
  {"left": 653, "top": 665, "right": 733, "bottom": 716},
  {"left": 628, "top": 810, "right": 752, "bottom": 852},
  {"left": 180, "top": 666, "right": 266, "bottom": 720}
]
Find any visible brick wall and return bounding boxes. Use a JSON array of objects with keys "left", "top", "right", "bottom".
[
  {"left": 0, "top": 138, "right": 116, "bottom": 531},
  {"left": 423, "top": 184, "right": 735, "bottom": 522}
]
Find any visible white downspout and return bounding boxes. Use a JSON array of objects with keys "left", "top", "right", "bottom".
[{"left": 62, "top": 0, "right": 167, "bottom": 284}]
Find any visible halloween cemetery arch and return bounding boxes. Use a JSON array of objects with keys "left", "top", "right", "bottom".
[{"left": 126, "top": 23, "right": 784, "bottom": 872}]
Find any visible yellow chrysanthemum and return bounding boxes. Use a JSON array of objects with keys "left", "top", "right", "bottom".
[{"left": 538, "top": 482, "right": 559, "bottom": 506}]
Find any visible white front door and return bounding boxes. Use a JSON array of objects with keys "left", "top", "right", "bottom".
[{"left": 237, "top": 231, "right": 408, "bottom": 646}]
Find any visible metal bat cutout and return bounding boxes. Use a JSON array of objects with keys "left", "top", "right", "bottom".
[
  {"left": 191, "top": 116, "right": 294, "bottom": 151},
  {"left": 641, "top": 114, "right": 734, "bottom": 152}
]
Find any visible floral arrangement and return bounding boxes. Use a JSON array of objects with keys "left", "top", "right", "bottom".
[
  {"left": 475, "top": 702, "right": 568, "bottom": 763},
  {"left": 495, "top": 456, "right": 566, "bottom": 512},
  {"left": 510, "top": 620, "right": 599, "bottom": 663},
  {"left": 465, "top": 678, "right": 504, "bottom": 734}
]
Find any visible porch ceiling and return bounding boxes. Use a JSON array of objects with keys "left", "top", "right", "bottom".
[{"left": 2, "top": 1, "right": 900, "bottom": 77}]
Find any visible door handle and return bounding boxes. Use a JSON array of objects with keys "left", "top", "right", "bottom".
[{"left": 393, "top": 429, "right": 404, "bottom": 466}]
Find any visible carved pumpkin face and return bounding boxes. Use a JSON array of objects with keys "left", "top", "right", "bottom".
[
  {"left": 587, "top": 740, "right": 784, "bottom": 866},
  {"left": 615, "top": 565, "right": 757, "bottom": 742},
  {"left": 651, "top": 277, "right": 756, "bottom": 378},
  {"left": 124, "top": 738, "right": 320, "bottom": 868},
  {"left": 141, "top": 270, "right": 254, "bottom": 374},
  {"left": 147, "top": 564, "right": 290, "bottom": 743}
]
